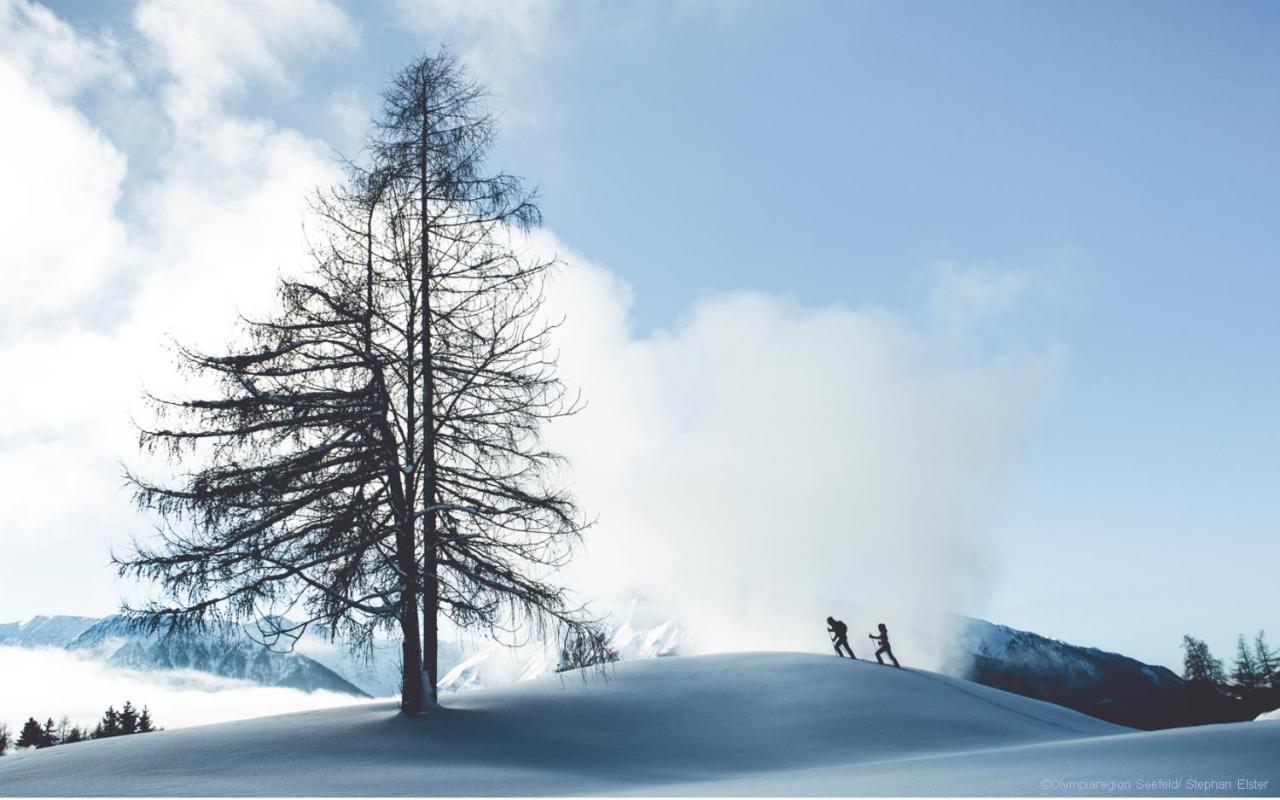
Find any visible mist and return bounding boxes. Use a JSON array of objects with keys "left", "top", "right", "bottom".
[
  {"left": 0, "top": 646, "right": 371, "bottom": 734},
  {"left": 534, "top": 236, "right": 1061, "bottom": 669}
]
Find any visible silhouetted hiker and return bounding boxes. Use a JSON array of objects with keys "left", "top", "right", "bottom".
[
  {"left": 827, "top": 616, "right": 856, "bottom": 659},
  {"left": 868, "top": 623, "right": 900, "bottom": 667}
]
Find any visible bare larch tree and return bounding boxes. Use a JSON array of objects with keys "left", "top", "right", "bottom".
[{"left": 118, "top": 50, "right": 604, "bottom": 714}]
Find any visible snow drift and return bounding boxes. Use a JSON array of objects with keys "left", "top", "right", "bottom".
[{"left": 1, "top": 653, "right": 1276, "bottom": 796}]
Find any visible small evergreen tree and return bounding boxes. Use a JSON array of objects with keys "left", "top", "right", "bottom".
[
  {"left": 1255, "top": 631, "right": 1279, "bottom": 689},
  {"left": 1182, "top": 635, "right": 1227, "bottom": 685},
  {"left": 16, "top": 718, "right": 44, "bottom": 748},
  {"left": 40, "top": 718, "right": 57, "bottom": 748},
  {"left": 98, "top": 706, "right": 121, "bottom": 738},
  {"left": 1232, "top": 634, "right": 1262, "bottom": 698},
  {"left": 64, "top": 726, "right": 85, "bottom": 744},
  {"left": 138, "top": 707, "right": 155, "bottom": 734},
  {"left": 0, "top": 723, "right": 9, "bottom": 756},
  {"left": 120, "top": 702, "right": 139, "bottom": 735}
]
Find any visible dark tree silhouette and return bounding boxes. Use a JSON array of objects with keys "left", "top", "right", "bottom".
[
  {"left": 40, "top": 718, "right": 57, "bottom": 748},
  {"left": 16, "top": 718, "right": 44, "bottom": 748},
  {"left": 1255, "top": 631, "right": 1279, "bottom": 690},
  {"left": 1182, "top": 635, "right": 1226, "bottom": 685},
  {"left": 366, "top": 47, "right": 606, "bottom": 704},
  {"left": 96, "top": 706, "right": 121, "bottom": 738},
  {"left": 556, "top": 627, "right": 618, "bottom": 673},
  {"left": 1232, "top": 635, "right": 1262, "bottom": 699},
  {"left": 116, "top": 48, "right": 602, "bottom": 714},
  {"left": 0, "top": 723, "right": 9, "bottom": 756},
  {"left": 120, "top": 702, "right": 139, "bottom": 735},
  {"left": 138, "top": 706, "right": 155, "bottom": 733}
]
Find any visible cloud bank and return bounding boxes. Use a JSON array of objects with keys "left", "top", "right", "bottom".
[
  {"left": 0, "top": 0, "right": 349, "bottom": 615},
  {"left": 532, "top": 238, "right": 1059, "bottom": 667},
  {"left": 0, "top": 646, "right": 368, "bottom": 734}
]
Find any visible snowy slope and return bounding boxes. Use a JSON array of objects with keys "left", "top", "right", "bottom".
[{"left": 2, "top": 652, "right": 1275, "bottom": 796}]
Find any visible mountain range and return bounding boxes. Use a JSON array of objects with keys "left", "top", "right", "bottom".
[
  {"left": 0, "top": 606, "right": 683, "bottom": 700},
  {"left": 953, "top": 616, "right": 1257, "bottom": 728},
  {"left": 3, "top": 615, "right": 372, "bottom": 696}
]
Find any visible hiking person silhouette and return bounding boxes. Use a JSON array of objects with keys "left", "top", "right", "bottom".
[
  {"left": 868, "top": 623, "right": 900, "bottom": 667},
  {"left": 827, "top": 616, "right": 856, "bottom": 659}
]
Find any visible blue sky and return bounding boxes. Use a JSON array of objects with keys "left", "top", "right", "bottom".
[{"left": 4, "top": 0, "right": 1278, "bottom": 671}]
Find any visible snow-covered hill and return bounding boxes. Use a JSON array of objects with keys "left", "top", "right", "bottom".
[
  {"left": 2, "top": 609, "right": 1249, "bottom": 731},
  {"left": 1, "top": 653, "right": 1275, "bottom": 796}
]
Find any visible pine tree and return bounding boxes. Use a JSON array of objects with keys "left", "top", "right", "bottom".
[
  {"left": 1255, "top": 631, "right": 1279, "bottom": 689},
  {"left": 40, "top": 718, "right": 57, "bottom": 748},
  {"left": 98, "top": 706, "right": 121, "bottom": 738},
  {"left": 1182, "top": 635, "right": 1227, "bottom": 685},
  {"left": 0, "top": 723, "right": 9, "bottom": 756},
  {"left": 120, "top": 702, "right": 139, "bottom": 735},
  {"left": 138, "top": 707, "right": 155, "bottom": 733},
  {"left": 16, "top": 718, "right": 43, "bottom": 748},
  {"left": 1232, "top": 635, "right": 1261, "bottom": 698},
  {"left": 64, "top": 726, "right": 84, "bottom": 744}
]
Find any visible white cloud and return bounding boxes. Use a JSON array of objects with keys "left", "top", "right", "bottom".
[
  {"left": 134, "top": 0, "right": 357, "bottom": 120},
  {"left": 326, "top": 86, "right": 370, "bottom": 154},
  {"left": 531, "top": 236, "right": 1060, "bottom": 668},
  {"left": 393, "top": 0, "right": 566, "bottom": 113},
  {"left": 928, "top": 261, "right": 1034, "bottom": 329},
  {"left": 0, "top": 1, "right": 352, "bottom": 618},
  {"left": 0, "top": 64, "right": 128, "bottom": 329},
  {"left": 0, "top": 11, "right": 138, "bottom": 604},
  {"left": 0, "top": 0, "right": 129, "bottom": 98},
  {"left": 0, "top": 647, "right": 367, "bottom": 734}
]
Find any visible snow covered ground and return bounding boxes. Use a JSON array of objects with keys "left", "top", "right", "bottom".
[{"left": 1, "top": 653, "right": 1275, "bottom": 796}]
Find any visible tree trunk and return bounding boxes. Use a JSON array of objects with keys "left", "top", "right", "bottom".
[
  {"left": 419, "top": 93, "right": 440, "bottom": 704},
  {"left": 398, "top": 568, "right": 428, "bottom": 714}
]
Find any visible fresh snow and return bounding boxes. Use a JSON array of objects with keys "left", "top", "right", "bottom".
[
  {"left": 438, "top": 650, "right": 491, "bottom": 693},
  {"left": 436, "top": 605, "right": 685, "bottom": 694},
  {"left": 2, "top": 652, "right": 1275, "bottom": 796}
]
